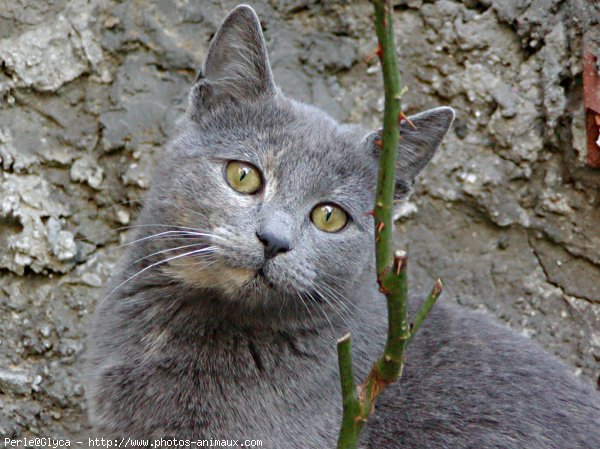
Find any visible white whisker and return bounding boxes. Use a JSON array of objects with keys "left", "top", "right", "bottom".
[
  {"left": 305, "top": 290, "right": 334, "bottom": 336},
  {"left": 111, "top": 223, "right": 217, "bottom": 234},
  {"left": 116, "top": 230, "right": 220, "bottom": 249},
  {"left": 295, "top": 292, "right": 319, "bottom": 330},
  {"left": 100, "top": 247, "right": 217, "bottom": 306},
  {"left": 313, "top": 285, "right": 356, "bottom": 335},
  {"left": 131, "top": 242, "right": 211, "bottom": 265},
  {"left": 319, "top": 282, "right": 358, "bottom": 315}
]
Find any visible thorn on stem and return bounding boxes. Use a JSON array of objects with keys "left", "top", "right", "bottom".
[
  {"left": 393, "top": 250, "right": 408, "bottom": 275},
  {"left": 377, "top": 222, "right": 385, "bottom": 233},
  {"left": 374, "top": 139, "right": 383, "bottom": 148},
  {"left": 364, "top": 210, "right": 375, "bottom": 217},
  {"left": 398, "top": 111, "right": 417, "bottom": 129},
  {"left": 365, "top": 43, "right": 383, "bottom": 63}
]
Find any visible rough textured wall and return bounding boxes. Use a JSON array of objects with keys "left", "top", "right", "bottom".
[{"left": 0, "top": 0, "right": 598, "bottom": 439}]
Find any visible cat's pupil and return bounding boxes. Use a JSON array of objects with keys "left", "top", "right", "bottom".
[
  {"left": 325, "top": 208, "right": 332, "bottom": 222},
  {"left": 239, "top": 169, "right": 248, "bottom": 181}
]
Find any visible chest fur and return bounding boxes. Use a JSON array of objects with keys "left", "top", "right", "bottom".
[{"left": 92, "top": 318, "right": 343, "bottom": 447}]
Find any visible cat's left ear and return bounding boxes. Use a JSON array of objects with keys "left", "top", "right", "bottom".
[
  {"left": 189, "top": 5, "right": 276, "bottom": 116},
  {"left": 364, "top": 106, "right": 455, "bottom": 201}
]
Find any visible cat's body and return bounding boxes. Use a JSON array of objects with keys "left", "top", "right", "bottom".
[
  {"left": 88, "top": 273, "right": 600, "bottom": 448},
  {"left": 86, "top": 5, "right": 600, "bottom": 448}
]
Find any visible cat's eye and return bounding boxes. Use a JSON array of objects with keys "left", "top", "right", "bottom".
[
  {"left": 311, "top": 204, "right": 348, "bottom": 233},
  {"left": 225, "top": 161, "right": 262, "bottom": 194}
]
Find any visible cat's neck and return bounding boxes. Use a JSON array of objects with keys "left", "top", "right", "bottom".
[{"left": 164, "top": 287, "right": 353, "bottom": 336}]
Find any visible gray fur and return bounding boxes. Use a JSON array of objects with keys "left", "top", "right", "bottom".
[
  {"left": 190, "top": 5, "right": 276, "bottom": 117},
  {"left": 85, "top": 5, "right": 600, "bottom": 448}
]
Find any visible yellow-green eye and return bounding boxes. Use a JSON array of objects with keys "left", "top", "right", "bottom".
[
  {"left": 311, "top": 204, "right": 348, "bottom": 233},
  {"left": 225, "top": 161, "right": 262, "bottom": 194}
]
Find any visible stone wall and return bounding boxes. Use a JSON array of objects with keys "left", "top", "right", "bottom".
[{"left": 0, "top": 0, "right": 598, "bottom": 438}]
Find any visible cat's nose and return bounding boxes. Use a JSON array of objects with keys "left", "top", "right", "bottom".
[{"left": 256, "top": 231, "right": 291, "bottom": 259}]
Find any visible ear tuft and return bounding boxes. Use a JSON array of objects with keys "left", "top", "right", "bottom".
[{"left": 189, "top": 5, "right": 276, "bottom": 116}]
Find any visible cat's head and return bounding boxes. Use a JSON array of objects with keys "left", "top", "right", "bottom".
[{"left": 133, "top": 5, "right": 454, "bottom": 320}]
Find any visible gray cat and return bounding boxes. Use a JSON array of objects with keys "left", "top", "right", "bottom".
[{"left": 85, "top": 5, "right": 600, "bottom": 448}]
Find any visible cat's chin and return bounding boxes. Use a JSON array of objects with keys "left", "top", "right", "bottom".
[{"left": 243, "top": 269, "right": 279, "bottom": 292}]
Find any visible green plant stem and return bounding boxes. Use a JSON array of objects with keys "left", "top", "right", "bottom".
[
  {"left": 373, "top": 0, "right": 402, "bottom": 276},
  {"left": 336, "top": 254, "right": 410, "bottom": 449},
  {"left": 336, "top": 334, "right": 362, "bottom": 448},
  {"left": 334, "top": 2, "right": 443, "bottom": 449}
]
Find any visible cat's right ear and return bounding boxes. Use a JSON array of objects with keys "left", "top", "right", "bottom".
[
  {"left": 363, "top": 106, "right": 455, "bottom": 205},
  {"left": 188, "top": 5, "right": 276, "bottom": 117}
]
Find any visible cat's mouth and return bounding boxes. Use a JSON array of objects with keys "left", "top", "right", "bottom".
[{"left": 254, "top": 266, "right": 277, "bottom": 289}]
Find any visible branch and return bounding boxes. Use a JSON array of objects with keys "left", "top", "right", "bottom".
[
  {"left": 408, "top": 279, "right": 443, "bottom": 343},
  {"left": 334, "top": 2, "right": 442, "bottom": 448},
  {"left": 336, "top": 334, "right": 362, "bottom": 448},
  {"left": 372, "top": 0, "right": 402, "bottom": 276}
]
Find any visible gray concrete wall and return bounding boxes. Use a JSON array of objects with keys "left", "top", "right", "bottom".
[{"left": 0, "top": 0, "right": 598, "bottom": 438}]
